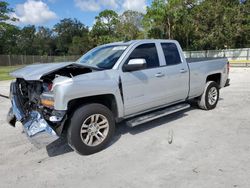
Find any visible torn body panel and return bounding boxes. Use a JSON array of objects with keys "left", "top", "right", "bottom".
[
  {"left": 7, "top": 82, "right": 60, "bottom": 143},
  {"left": 7, "top": 78, "right": 67, "bottom": 139}
]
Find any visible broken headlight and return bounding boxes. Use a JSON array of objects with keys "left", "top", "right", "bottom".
[{"left": 40, "top": 92, "right": 54, "bottom": 108}]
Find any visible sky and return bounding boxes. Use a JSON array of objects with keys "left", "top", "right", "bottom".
[{"left": 8, "top": 0, "right": 153, "bottom": 28}]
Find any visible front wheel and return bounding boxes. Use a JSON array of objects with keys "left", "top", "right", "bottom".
[
  {"left": 67, "top": 103, "right": 115, "bottom": 155},
  {"left": 198, "top": 81, "right": 220, "bottom": 110}
]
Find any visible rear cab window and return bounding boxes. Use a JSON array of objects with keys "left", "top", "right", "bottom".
[{"left": 161, "top": 43, "right": 181, "bottom": 66}]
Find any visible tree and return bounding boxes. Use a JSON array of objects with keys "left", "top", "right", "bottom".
[
  {"left": 143, "top": 0, "right": 166, "bottom": 39},
  {"left": 54, "top": 18, "right": 89, "bottom": 54},
  {"left": 0, "top": 1, "right": 19, "bottom": 54},
  {"left": 0, "top": 0, "right": 250, "bottom": 55},
  {"left": 91, "top": 10, "right": 119, "bottom": 45},
  {"left": 233, "top": 0, "right": 250, "bottom": 48},
  {"left": 0, "top": 1, "right": 17, "bottom": 23},
  {"left": 68, "top": 35, "right": 90, "bottom": 55},
  {"left": 170, "top": 0, "right": 197, "bottom": 49},
  {"left": 143, "top": 0, "right": 197, "bottom": 49},
  {"left": 117, "top": 10, "right": 144, "bottom": 40},
  {"left": 33, "top": 26, "right": 55, "bottom": 55},
  {"left": 16, "top": 25, "right": 36, "bottom": 54},
  {"left": 0, "top": 24, "right": 19, "bottom": 54},
  {"left": 192, "top": 0, "right": 241, "bottom": 49}
]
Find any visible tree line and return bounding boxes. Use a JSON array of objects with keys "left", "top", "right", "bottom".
[{"left": 0, "top": 0, "right": 249, "bottom": 56}]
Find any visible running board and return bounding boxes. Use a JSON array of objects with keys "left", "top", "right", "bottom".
[{"left": 126, "top": 103, "right": 190, "bottom": 127}]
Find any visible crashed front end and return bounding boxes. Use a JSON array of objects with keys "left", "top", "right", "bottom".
[
  {"left": 7, "top": 79, "right": 66, "bottom": 145},
  {"left": 6, "top": 63, "right": 95, "bottom": 145}
]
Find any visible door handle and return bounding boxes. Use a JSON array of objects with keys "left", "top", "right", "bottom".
[
  {"left": 155, "top": 72, "right": 165, "bottom": 77},
  {"left": 180, "top": 69, "right": 188, "bottom": 73}
]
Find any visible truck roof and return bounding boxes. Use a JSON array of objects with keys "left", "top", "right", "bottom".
[{"left": 105, "top": 39, "right": 178, "bottom": 46}]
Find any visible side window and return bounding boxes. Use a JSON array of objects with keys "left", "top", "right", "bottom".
[
  {"left": 161, "top": 43, "right": 181, "bottom": 66},
  {"left": 127, "top": 43, "right": 160, "bottom": 69}
]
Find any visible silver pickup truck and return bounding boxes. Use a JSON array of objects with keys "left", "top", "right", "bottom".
[{"left": 7, "top": 40, "right": 230, "bottom": 155}]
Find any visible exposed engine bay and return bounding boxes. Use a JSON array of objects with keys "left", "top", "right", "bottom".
[
  {"left": 14, "top": 64, "right": 94, "bottom": 121},
  {"left": 16, "top": 79, "right": 43, "bottom": 113},
  {"left": 41, "top": 64, "right": 93, "bottom": 82}
]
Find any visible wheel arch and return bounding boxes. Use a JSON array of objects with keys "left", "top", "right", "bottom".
[
  {"left": 67, "top": 94, "right": 119, "bottom": 119},
  {"left": 60, "top": 94, "right": 120, "bottom": 135},
  {"left": 206, "top": 73, "right": 221, "bottom": 87}
]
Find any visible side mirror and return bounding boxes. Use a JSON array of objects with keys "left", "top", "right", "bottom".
[{"left": 123, "top": 58, "right": 147, "bottom": 72}]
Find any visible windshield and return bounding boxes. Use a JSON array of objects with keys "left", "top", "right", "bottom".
[{"left": 77, "top": 45, "right": 128, "bottom": 69}]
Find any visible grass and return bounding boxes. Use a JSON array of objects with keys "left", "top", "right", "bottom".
[
  {"left": 229, "top": 60, "right": 250, "bottom": 64},
  {"left": 0, "top": 66, "right": 23, "bottom": 81}
]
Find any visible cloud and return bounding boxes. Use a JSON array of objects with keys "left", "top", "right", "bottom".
[
  {"left": 122, "top": 0, "right": 147, "bottom": 13},
  {"left": 74, "top": 0, "right": 146, "bottom": 13},
  {"left": 13, "top": 0, "right": 57, "bottom": 25},
  {"left": 74, "top": 0, "right": 119, "bottom": 12},
  {"left": 47, "top": 0, "right": 57, "bottom": 3}
]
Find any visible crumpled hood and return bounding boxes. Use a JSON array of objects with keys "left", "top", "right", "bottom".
[{"left": 10, "top": 62, "right": 74, "bottom": 81}]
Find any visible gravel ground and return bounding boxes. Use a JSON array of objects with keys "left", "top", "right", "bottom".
[{"left": 0, "top": 68, "right": 250, "bottom": 188}]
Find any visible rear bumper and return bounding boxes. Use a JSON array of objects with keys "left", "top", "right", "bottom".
[{"left": 7, "top": 82, "right": 59, "bottom": 145}]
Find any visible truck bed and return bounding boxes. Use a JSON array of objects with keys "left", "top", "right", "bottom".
[{"left": 187, "top": 57, "right": 228, "bottom": 99}]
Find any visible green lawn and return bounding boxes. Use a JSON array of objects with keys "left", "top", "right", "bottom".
[{"left": 0, "top": 66, "right": 23, "bottom": 81}]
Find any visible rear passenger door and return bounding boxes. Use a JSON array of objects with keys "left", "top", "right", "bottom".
[
  {"left": 121, "top": 43, "right": 168, "bottom": 116},
  {"left": 159, "top": 42, "right": 189, "bottom": 103}
]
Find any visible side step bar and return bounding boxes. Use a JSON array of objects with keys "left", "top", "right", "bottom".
[{"left": 126, "top": 103, "right": 190, "bottom": 127}]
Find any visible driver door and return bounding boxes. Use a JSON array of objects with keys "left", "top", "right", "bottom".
[{"left": 120, "top": 43, "right": 167, "bottom": 116}]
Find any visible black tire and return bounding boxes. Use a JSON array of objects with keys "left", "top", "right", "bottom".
[
  {"left": 67, "top": 103, "right": 115, "bottom": 155},
  {"left": 198, "top": 81, "right": 220, "bottom": 110}
]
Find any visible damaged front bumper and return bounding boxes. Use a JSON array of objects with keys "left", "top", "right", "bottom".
[{"left": 7, "top": 82, "right": 63, "bottom": 145}]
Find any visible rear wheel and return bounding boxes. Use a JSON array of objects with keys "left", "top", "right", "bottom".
[
  {"left": 198, "top": 81, "right": 219, "bottom": 110},
  {"left": 67, "top": 103, "right": 115, "bottom": 155}
]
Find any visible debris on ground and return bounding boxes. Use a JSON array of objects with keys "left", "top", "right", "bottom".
[{"left": 168, "top": 129, "right": 173, "bottom": 144}]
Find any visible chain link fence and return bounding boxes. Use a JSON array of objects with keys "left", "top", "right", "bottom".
[
  {"left": 183, "top": 48, "right": 250, "bottom": 60},
  {"left": 183, "top": 48, "right": 250, "bottom": 67},
  {"left": 0, "top": 55, "right": 81, "bottom": 66},
  {"left": 0, "top": 48, "right": 249, "bottom": 66}
]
